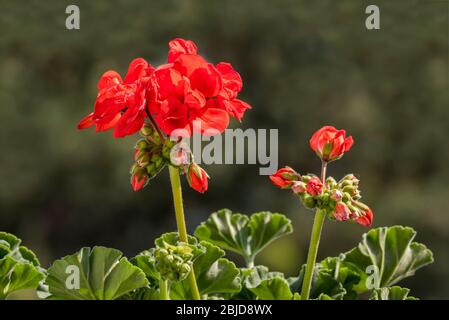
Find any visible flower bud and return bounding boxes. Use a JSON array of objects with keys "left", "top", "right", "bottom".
[
  {"left": 131, "top": 173, "right": 148, "bottom": 192},
  {"left": 306, "top": 177, "right": 323, "bottom": 196},
  {"left": 187, "top": 163, "right": 209, "bottom": 193},
  {"left": 309, "top": 126, "right": 354, "bottom": 162},
  {"left": 301, "top": 175, "right": 312, "bottom": 183},
  {"left": 140, "top": 123, "right": 154, "bottom": 137},
  {"left": 302, "top": 194, "right": 316, "bottom": 209},
  {"left": 269, "top": 167, "right": 300, "bottom": 189},
  {"left": 292, "top": 181, "right": 306, "bottom": 194},
  {"left": 326, "top": 177, "right": 337, "bottom": 188},
  {"left": 330, "top": 189, "right": 343, "bottom": 201},
  {"left": 355, "top": 206, "right": 373, "bottom": 227},
  {"left": 333, "top": 202, "right": 351, "bottom": 221},
  {"left": 136, "top": 139, "right": 150, "bottom": 150},
  {"left": 136, "top": 153, "right": 150, "bottom": 167},
  {"left": 342, "top": 185, "right": 358, "bottom": 196}
]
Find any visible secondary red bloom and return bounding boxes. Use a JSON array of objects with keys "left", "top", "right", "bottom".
[
  {"left": 77, "top": 58, "right": 154, "bottom": 138},
  {"left": 148, "top": 39, "right": 250, "bottom": 136},
  {"left": 187, "top": 163, "right": 209, "bottom": 193},
  {"left": 269, "top": 167, "right": 300, "bottom": 189},
  {"left": 306, "top": 177, "right": 323, "bottom": 196},
  {"left": 355, "top": 207, "right": 373, "bottom": 227},
  {"left": 309, "top": 126, "right": 354, "bottom": 162},
  {"left": 334, "top": 202, "right": 351, "bottom": 221}
]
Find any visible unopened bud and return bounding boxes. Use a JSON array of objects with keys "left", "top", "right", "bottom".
[
  {"left": 292, "top": 181, "right": 306, "bottom": 194},
  {"left": 331, "top": 190, "right": 343, "bottom": 201},
  {"left": 136, "top": 153, "right": 150, "bottom": 167},
  {"left": 140, "top": 124, "right": 154, "bottom": 137},
  {"left": 326, "top": 177, "right": 337, "bottom": 188},
  {"left": 136, "top": 139, "right": 150, "bottom": 150},
  {"left": 342, "top": 185, "right": 358, "bottom": 196},
  {"left": 302, "top": 194, "right": 316, "bottom": 209}
]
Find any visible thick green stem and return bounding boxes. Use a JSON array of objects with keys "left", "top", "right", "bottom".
[
  {"left": 160, "top": 279, "right": 169, "bottom": 300},
  {"left": 300, "top": 208, "right": 326, "bottom": 300},
  {"left": 246, "top": 257, "right": 255, "bottom": 268},
  {"left": 300, "top": 161, "right": 328, "bottom": 300},
  {"left": 168, "top": 165, "right": 201, "bottom": 300}
]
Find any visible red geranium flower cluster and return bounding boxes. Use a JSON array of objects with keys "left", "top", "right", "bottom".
[
  {"left": 78, "top": 38, "right": 251, "bottom": 193},
  {"left": 270, "top": 126, "right": 373, "bottom": 227},
  {"left": 78, "top": 38, "right": 251, "bottom": 138}
]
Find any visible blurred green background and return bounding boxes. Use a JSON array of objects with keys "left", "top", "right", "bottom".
[{"left": 1, "top": 0, "right": 448, "bottom": 299}]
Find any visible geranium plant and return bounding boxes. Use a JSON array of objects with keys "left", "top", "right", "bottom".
[{"left": 0, "top": 39, "right": 433, "bottom": 300}]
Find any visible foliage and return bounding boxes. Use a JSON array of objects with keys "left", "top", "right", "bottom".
[
  {"left": 0, "top": 232, "right": 45, "bottom": 299},
  {"left": 0, "top": 214, "right": 434, "bottom": 300},
  {"left": 194, "top": 209, "right": 293, "bottom": 266},
  {"left": 45, "top": 246, "right": 148, "bottom": 300}
]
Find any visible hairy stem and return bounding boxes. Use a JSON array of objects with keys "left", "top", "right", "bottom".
[
  {"left": 300, "top": 161, "right": 328, "bottom": 300},
  {"left": 168, "top": 165, "right": 201, "bottom": 300}
]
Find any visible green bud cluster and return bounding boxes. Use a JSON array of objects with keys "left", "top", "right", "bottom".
[
  {"left": 130, "top": 123, "right": 182, "bottom": 190},
  {"left": 293, "top": 172, "right": 370, "bottom": 224},
  {"left": 154, "top": 242, "right": 195, "bottom": 282}
]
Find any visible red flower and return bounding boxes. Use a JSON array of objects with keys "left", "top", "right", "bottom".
[
  {"left": 334, "top": 202, "right": 351, "bottom": 221},
  {"left": 77, "top": 58, "right": 154, "bottom": 138},
  {"left": 187, "top": 163, "right": 209, "bottom": 193},
  {"left": 355, "top": 207, "right": 373, "bottom": 227},
  {"left": 306, "top": 177, "right": 323, "bottom": 196},
  {"left": 269, "top": 167, "right": 300, "bottom": 189},
  {"left": 309, "top": 126, "right": 354, "bottom": 162},
  {"left": 149, "top": 64, "right": 229, "bottom": 136},
  {"left": 149, "top": 39, "right": 250, "bottom": 137}
]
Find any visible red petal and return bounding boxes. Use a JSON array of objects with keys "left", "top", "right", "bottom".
[
  {"left": 193, "top": 107, "right": 229, "bottom": 135},
  {"left": 168, "top": 38, "right": 198, "bottom": 63},
  {"left": 132, "top": 174, "right": 148, "bottom": 191},
  {"left": 216, "top": 62, "right": 242, "bottom": 97},
  {"left": 356, "top": 208, "right": 373, "bottom": 227},
  {"left": 77, "top": 113, "right": 95, "bottom": 129},
  {"left": 222, "top": 98, "right": 251, "bottom": 121},
  {"left": 189, "top": 63, "right": 222, "bottom": 97},
  {"left": 344, "top": 136, "right": 354, "bottom": 152},
  {"left": 173, "top": 54, "right": 209, "bottom": 78},
  {"left": 98, "top": 71, "right": 122, "bottom": 91},
  {"left": 95, "top": 113, "right": 121, "bottom": 132},
  {"left": 124, "top": 58, "right": 154, "bottom": 84}
]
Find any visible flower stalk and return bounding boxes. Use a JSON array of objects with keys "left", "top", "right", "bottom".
[
  {"left": 168, "top": 165, "right": 201, "bottom": 300},
  {"left": 159, "top": 279, "right": 169, "bottom": 300},
  {"left": 300, "top": 161, "right": 327, "bottom": 300}
]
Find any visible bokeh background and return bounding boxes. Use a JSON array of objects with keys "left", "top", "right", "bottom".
[{"left": 1, "top": 0, "right": 448, "bottom": 299}]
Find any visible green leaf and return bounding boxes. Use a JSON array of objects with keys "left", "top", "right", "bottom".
[
  {"left": 370, "top": 286, "right": 418, "bottom": 300},
  {"left": 0, "top": 232, "right": 45, "bottom": 299},
  {"left": 288, "top": 265, "right": 346, "bottom": 300},
  {"left": 321, "top": 255, "right": 361, "bottom": 299},
  {"left": 244, "top": 266, "right": 293, "bottom": 300},
  {"left": 325, "top": 226, "right": 433, "bottom": 294},
  {"left": 170, "top": 241, "right": 241, "bottom": 299},
  {"left": 46, "top": 246, "right": 149, "bottom": 300},
  {"left": 194, "top": 209, "right": 293, "bottom": 264},
  {"left": 248, "top": 277, "right": 293, "bottom": 300},
  {"left": 130, "top": 249, "right": 160, "bottom": 286}
]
